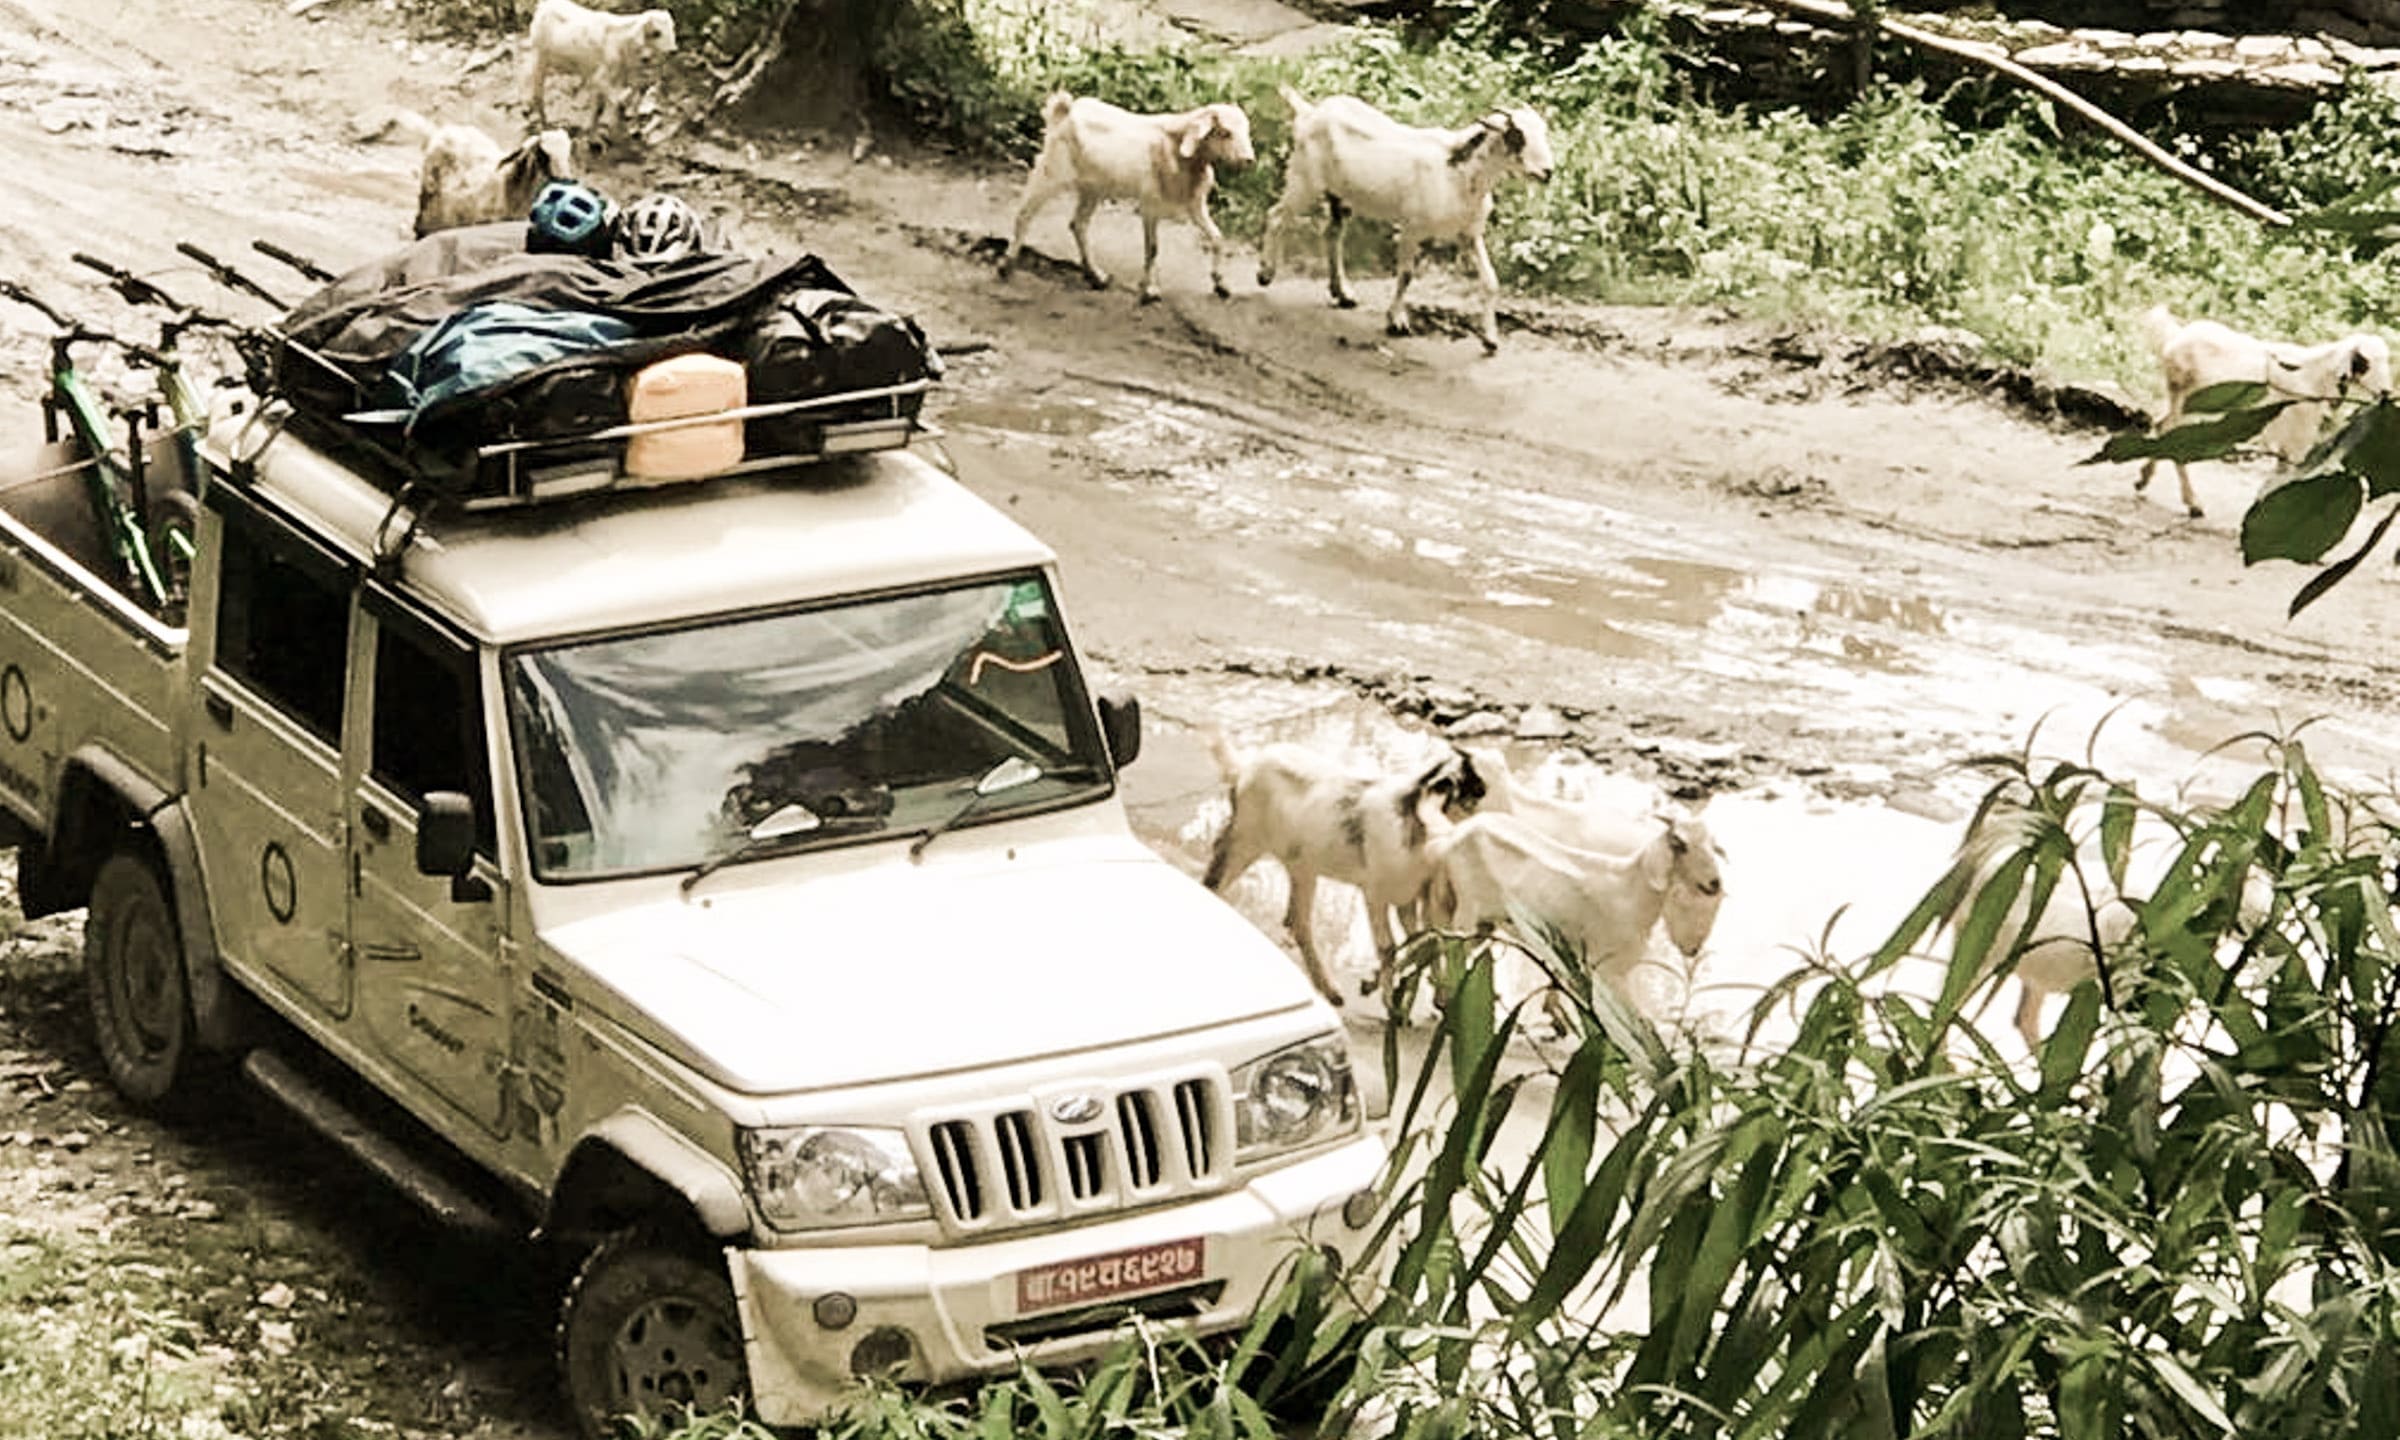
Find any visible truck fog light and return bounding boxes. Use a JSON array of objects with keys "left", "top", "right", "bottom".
[
  {"left": 812, "top": 1292, "right": 858, "bottom": 1330},
  {"left": 1343, "top": 1188, "right": 1380, "bottom": 1230},
  {"left": 849, "top": 1326, "right": 915, "bottom": 1377}
]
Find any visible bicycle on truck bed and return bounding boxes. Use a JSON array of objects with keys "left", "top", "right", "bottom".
[
  {"left": 0, "top": 279, "right": 184, "bottom": 615},
  {"left": 69, "top": 249, "right": 271, "bottom": 603}
]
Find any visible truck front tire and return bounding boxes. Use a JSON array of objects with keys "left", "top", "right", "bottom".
[
  {"left": 558, "top": 1226, "right": 748, "bottom": 1440},
  {"left": 84, "top": 849, "right": 196, "bottom": 1107}
]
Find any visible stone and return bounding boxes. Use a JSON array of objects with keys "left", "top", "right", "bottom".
[
  {"left": 1514, "top": 704, "right": 1571, "bottom": 740},
  {"left": 1445, "top": 710, "right": 1512, "bottom": 739}
]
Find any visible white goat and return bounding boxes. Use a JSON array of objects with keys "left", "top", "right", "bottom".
[
  {"left": 1464, "top": 747, "right": 1668, "bottom": 854},
  {"left": 1257, "top": 86, "right": 1554, "bottom": 354},
  {"left": 999, "top": 92, "right": 1256, "bottom": 304},
  {"left": 1421, "top": 808, "right": 1724, "bottom": 1029},
  {"left": 1938, "top": 795, "right": 2275, "bottom": 1049},
  {"left": 1203, "top": 735, "right": 1493, "bottom": 1007},
  {"left": 410, "top": 123, "right": 576, "bottom": 238},
  {"left": 2135, "top": 304, "right": 2392, "bottom": 518},
  {"left": 526, "top": 0, "right": 678, "bottom": 138}
]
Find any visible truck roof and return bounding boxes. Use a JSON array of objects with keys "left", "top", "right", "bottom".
[{"left": 208, "top": 415, "right": 1056, "bottom": 645}]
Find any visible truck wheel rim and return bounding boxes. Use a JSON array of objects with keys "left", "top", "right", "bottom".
[
  {"left": 111, "top": 899, "right": 180, "bottom": 1056},
  {"left": 609, "top": 1295, "right": 740, "bottom": 1416}
]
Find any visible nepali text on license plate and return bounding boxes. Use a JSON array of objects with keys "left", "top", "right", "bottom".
[{"left": 1014, "top": 1237, "right": 1206, "bottom": 1314}]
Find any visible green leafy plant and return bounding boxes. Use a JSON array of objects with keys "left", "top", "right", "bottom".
[{"left": 661, "top": 733, "right": 2400, "bottom": 1440}]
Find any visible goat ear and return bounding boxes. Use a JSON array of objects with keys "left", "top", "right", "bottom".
[
  {"left": 2353, "top": 346, "right": 2375, "bottom": 380},
  {"left": 1503, "top": 117, "right": 1525, "bottom": 153},
  {"left": 1641, "top": 831, "right": 1675, "bottom": 889},
  {"left": 1177, "top": 115, "right": 1213, "bottom": 161}
]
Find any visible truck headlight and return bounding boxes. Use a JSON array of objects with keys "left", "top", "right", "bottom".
[
  {"left": 739, "top": 1126, "right": 931, "bottom": 1231},
  {"left": 1232, "top": 1033, "right": 1359, "bottom": 1162}
]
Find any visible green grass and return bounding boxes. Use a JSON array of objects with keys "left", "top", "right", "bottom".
[{"left": 0, "top": 1223, "right": 235, "bottom": 1440}]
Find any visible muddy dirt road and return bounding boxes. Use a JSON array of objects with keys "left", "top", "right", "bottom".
[{"left": 5, "top": 0, "right": 2400, "bottom": 1432}]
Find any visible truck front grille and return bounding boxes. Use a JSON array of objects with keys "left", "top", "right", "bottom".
[{"left": 924, "top": 1075, "right": 1229, "bottom": 1231}]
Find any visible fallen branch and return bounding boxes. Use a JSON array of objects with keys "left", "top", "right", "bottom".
[{"left": 1746, "top": 0, "right": 2291, "bottom": 227}]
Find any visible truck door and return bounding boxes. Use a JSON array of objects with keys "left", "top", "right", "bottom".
[
  {"left": 190, "top": 499, "right": 356, "bottom": 1020},
  {"left": 349, "top": 598, "right": 515, "bottom": 1140}
]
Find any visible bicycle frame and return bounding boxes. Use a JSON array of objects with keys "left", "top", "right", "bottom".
[
  {"left": 3, "top": 281, "right": 172, "bottom": 610},
  {"left": 41, "top": 331, "right": 169, "bottom": 609}
]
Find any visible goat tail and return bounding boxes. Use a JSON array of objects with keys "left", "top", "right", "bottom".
[
  {"left": 1204, "top": 727, "right": 1244, "bottom": 784},
  {"left": 1040, "top": 90, "right": 1075, "bottom": 130},
  {"left": 2138, "top": 303, "right": 2184, "bottom": 359},
  {"left": 1276, "top": 82, "right": 1313, "bottom": 119}
]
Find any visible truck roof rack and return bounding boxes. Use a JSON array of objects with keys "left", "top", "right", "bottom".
[{"left": 252, "top": 331, "right": 937, "bottom": 515}]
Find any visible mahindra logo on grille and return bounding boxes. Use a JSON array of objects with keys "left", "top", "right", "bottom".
[{"left": 1051, "top": 1094, "right": 1105, "bottom": 1125}]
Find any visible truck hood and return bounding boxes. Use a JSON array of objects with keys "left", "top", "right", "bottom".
[{"left": 538, "top": 837, "right": 1318, "bottom": 1094}]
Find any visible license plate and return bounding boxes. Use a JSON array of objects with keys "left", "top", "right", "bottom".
[{"left": 1014, "top": 1237, "right": 1206, "bottom": 1314}]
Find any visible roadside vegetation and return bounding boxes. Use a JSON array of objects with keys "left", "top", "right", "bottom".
[
  {"left": 855, "top": 0, "right": 2400, "bottom": 398},
  {"left": 638, "top": 737, "right": 2400, "bottom": 1439}
]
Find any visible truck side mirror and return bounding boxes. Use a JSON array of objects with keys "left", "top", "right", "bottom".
[
  {"left": 415, "top": 792, "right": 478, "bottom": 880},
  {"left": 1099, "top": 694, "right": 1142, "bottom": 770}
]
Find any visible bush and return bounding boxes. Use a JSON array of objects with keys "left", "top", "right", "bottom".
[{"left": 656, "top": 732, "right": 2400, "bottom": 1440}]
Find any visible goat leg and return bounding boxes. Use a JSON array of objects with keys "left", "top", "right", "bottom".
[
  {"left": 1386, "top": 233, "right": 1419, "bottom": 336},
  {"left": 2014, "top": 983, "right": 2044, "bottom": 1050},
  {"left": 1068, "top": 194, "right": 1110, "bottom": 290},
  {"left": 1137, "top": 217, "right": 1162, "bottom": 305},
  {"left": 1283, "top": 872, "right": 1344, "bottom": 1007},
  {"left": 1324, "top": 196, "right": 1355, "bottom": 309},
  {"left": 2176, "top": 462, "right": 2203, "bottom": 519},
  {"left": 1256, "top": 197, "right": 1289, "bottom": 288},
  {"left": 1000, "top": 177, "right": 1062, "bottom": 281},
  {"left": 1195, "top": 201, "right": 1230, "bottom": 300},
  {"left": 1468, "top": 231, "right": 1501, "bottom": 355}
]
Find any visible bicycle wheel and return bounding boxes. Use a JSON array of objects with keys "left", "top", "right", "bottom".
[{"left": 147, "top": 489, "right": 200, "bottom": 608}]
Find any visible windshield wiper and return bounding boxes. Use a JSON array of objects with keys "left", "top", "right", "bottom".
[
  {"left": 907, "top": 757, "right": 1103, "bottom": 863},
  {"left": 682, "top": 802, "right": 878, "bottom": 898}
]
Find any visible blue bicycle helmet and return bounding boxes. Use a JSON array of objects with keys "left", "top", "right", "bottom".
[{"left": 526, "top": 179, "right": 615, "bottom": 258}]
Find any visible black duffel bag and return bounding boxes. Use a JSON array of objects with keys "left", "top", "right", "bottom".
[{"left": 741, "top": 286, "right": 938, "bottom": 458}]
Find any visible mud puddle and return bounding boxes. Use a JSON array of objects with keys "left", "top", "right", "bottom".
[{"left": 948, "top": 380, "right": 2386, "bottom": 822}]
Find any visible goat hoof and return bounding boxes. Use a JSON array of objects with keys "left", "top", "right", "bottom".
[
  {"left": 1212, "top": 280, "right": 1231, "bottom": 300},
  {"left": 1084, "top": 270, "right": 1112, "bottom": 291},
  {"left": 1333, "top": 295, "right": 1358, "bottom": 311},
  {"left": 2187, "top": 505, "right": 2205, "bottom": 519},
  {"left": 1385, "top": 319, "right": 1412, "bottom": 338},
  {"left": 1137, "top": 289, "right": 1161, "bottom": 307},
  {"left": 1479, "top": 336, "right": 1500, "bottom": 356}
]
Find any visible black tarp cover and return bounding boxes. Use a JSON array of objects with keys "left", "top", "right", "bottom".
[
  {"left": 277, "top": 223, "right": 850, "bottom": 380},
  {"left": 261, "top": 225, "right": 933, "bottom": 498}
]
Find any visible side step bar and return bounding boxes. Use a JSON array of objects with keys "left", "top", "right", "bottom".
[{"left": 241, "top": 1049, "right": 517, "bottom": 1238}]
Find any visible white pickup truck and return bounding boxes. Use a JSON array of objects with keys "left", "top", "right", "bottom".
[{"left": 0, "top": 378, "right": 1385, "bottom": 1435}]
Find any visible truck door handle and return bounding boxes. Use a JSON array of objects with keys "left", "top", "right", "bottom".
[
  {"left": 203, "top": 691, "right": 234, "bottom": 729},
  {"left": 360, "top": 806, "right": 391, "bottom": 841}
]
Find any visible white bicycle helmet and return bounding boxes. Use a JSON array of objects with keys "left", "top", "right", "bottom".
[{"left": 617, "top": 194, "right": 707, "bottom": 265}]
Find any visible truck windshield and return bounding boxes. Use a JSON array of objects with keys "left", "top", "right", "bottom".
[{"left": 504, "top": 573, "right": 1112, "bottom": 880}]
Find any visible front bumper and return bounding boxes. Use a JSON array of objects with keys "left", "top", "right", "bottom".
[{"left": 727, "top": 1134, "right": 1386, "bottom": 1423}]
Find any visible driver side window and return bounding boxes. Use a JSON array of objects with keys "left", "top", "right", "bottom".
[{"left": 369, "top": 613, "right": 494, "bottom": 856}]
